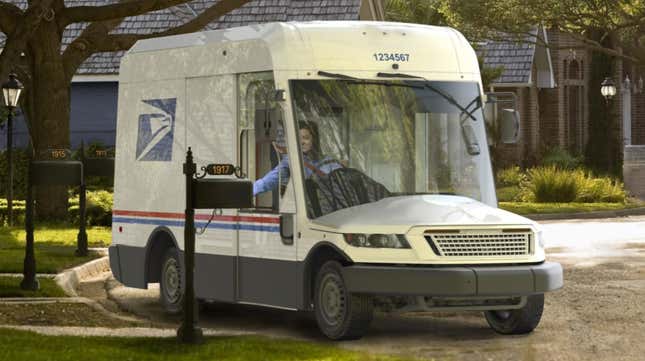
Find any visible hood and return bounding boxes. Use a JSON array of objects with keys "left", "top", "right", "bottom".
[{"left": 312, "top": 195, "right": 534, "bottom": 233}]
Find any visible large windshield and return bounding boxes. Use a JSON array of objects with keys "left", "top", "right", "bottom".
[{"left": 291, "top": 79, "right": 494, "bottom": 218}]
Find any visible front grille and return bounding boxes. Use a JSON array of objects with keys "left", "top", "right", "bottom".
[{"left": 424, "top": 231, "right": 531, "bottom": 257}]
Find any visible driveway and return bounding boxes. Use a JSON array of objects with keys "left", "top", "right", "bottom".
[{"left": 96, "top": 216, "right": 645, "bottom": 361}]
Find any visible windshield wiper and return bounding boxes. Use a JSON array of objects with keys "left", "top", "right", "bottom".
[
  {"left": 317, "top": 71, "right": 360, "bottom": 81},
  {"left": 376, "top": 72, "right": 478, "bottom": 121}
]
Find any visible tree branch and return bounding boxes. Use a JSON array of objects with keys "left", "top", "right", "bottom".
[
  {"left": 94, "top": 0, "right": 252, "bottom": 52},
  {"left": 0, "top": 2, "right": 23, "bottom": 34},
  {"left": 62, "top": 0, "right": 192, "bottom": 25},
  {"left": 0, "top": 0, "right": 54, "bottom": 85}
]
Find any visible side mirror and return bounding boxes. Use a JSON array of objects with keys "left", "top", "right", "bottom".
[
  {"left": 280, "top": 214, "right": 294, "bottom": 245},
  {"left": 500, "top": 109, "right": 521, "bottom": 144}
]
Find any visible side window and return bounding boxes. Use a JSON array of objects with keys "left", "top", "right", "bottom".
[{"left": 238, "top": 72, "right": 290, "bottom": 212}]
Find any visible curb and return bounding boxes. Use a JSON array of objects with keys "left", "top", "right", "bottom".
[
  {"left": 525, "top": 206, "right": 645, "bottom": 221},
  {"left": 54, "top": 256, "right": 111, "bottom": 297}
]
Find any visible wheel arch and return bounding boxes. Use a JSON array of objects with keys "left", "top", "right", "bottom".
[
  {"left": 144, "top": 226, "right": 180, "bottom": 284},
  {"left": 301, "top": 241, "right": 353, "bottom": 311}
]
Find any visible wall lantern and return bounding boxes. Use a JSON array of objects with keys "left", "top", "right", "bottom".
[{"left": 600, "top": 77, "right": 616, "bottom": 100}]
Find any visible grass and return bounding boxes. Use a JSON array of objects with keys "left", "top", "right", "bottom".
[
  {"left": 0, "top": 277, "right": 67, "bottom": 298},
  {"left": 0, "top": 223, "right": 111, "bottom": 273},
  {"left": 0, "top": 329, "right": 418, "bottom": 361},
  {"left": 498, "top": 201, "right": 642, "bottom": 215}
]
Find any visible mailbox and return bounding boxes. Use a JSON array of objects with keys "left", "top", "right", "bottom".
[{"left": 192, "top": 178, "right": 253, "bottom": 209}]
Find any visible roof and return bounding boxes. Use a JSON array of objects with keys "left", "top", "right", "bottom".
[
  {"left": 479, "top": 29, "right": 539, "bottom": 84},
  {"left": 1, "top": 0, "right": 364, "bottom": 76}
]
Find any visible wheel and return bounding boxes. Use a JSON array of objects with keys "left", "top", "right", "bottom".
[
  {"left": 159, "top": 248, "right": 183, "bottom": 314},
  {"left": 314, "top": 260, "right": 373, "bottom": 340},
  {"left": 484, "top": 294, "right": 545, "bottom": 334}
]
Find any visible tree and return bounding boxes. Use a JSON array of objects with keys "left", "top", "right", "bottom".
[
  {"left": 437, "top": 0, "right": 645, "bottom": 175},
  {"left": 0, "top": 0, "right": 251, "bottom": 217},
  {"left": 438, "top": 0, "right": 645, "bottom": 62}
]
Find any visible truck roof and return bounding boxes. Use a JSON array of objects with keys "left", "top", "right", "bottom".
[{"left": 120, "top": 21, "right": 480, "bottom": 82}]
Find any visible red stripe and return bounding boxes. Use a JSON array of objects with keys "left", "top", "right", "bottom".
[{"left": 113, "top": 209, "right": 280, "bottom": 224}]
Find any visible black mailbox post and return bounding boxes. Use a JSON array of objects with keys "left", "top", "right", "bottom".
[
  {"left": 178, "top": 148, "right": 252, "bottom": 344},
  {"left": 77, "top": 143, "right": 115, "bottom": 256},
  {"left": 22, "top": 155, "right": 83, "bottom": 291}
]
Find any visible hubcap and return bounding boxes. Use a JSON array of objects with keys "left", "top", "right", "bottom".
[
  {"left": 494, "top": 310, "right": 512, "bottom": 320},
  {"left": 163, "top": 258, "right": 181, "bottom": 303},
  {"left": 320, "top": 274, "right": 345, "bottom": 326}
]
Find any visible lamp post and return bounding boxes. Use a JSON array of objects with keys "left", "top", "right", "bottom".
[
  {"left": 2, "top": 73, "right": 23, "bottom": 226},
  {"left": 600, "top": 77, "right": 617, "bottom": 172}
]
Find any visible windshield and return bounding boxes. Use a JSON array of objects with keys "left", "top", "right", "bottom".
[{"left": 291, "top": 79, "right": 494, "bottom": 218}]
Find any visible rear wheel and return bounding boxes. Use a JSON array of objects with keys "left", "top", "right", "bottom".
[
  {"left": 484, "top": 294, "right": 544, "bottom": 334},
  {"left": 159, "top": 248, "right": 183, "bottom": 314},
  {"left": 314, "top": 260, "right": 373, "bottom": 340}
]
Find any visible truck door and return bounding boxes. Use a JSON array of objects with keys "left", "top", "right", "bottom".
[
  {"left": 186, "top": 75, "right": 238, "bottom": 302},
  {"left": 237, "top": 72, "right": 298, "bottom": 309}
]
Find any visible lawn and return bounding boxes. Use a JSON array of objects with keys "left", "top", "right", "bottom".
[
  {"left": 498, "top": 201, "right": 641, "bottom": 215},
  {"left": 0, "top": 277, "right": 67, "bottom": 297},
  {"left": 0, "top": 329, "right": 417, "bottom": 361},
  {"left": 0, "top": 224, "right": 111, "bottom": 273}
]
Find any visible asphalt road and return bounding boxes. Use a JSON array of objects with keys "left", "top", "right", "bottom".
[{"left": 98, "top": 216, "right": 645, "bottom": 361}]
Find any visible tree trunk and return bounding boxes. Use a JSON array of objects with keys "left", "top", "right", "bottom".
[{"left": 24, "top": 21, "right": 70, "bottom": 220}]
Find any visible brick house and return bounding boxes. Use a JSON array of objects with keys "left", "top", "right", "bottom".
[
  {"left": 482, "top": 27, "right": 645, "bottom": 197},
  {"left": 0, "top": 0, "right": 385, "bottom": 149}
]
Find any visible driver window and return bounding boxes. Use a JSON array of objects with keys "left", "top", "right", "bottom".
[{"left": 238, "top": 72, "right": 290, "bottom": 212}]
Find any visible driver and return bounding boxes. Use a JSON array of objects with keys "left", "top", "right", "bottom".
[{"left": 253, "top": 121, "right": 342, "bottom": 196}]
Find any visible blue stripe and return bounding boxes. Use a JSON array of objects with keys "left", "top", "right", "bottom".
[{"left": 112, "top": 217, "right": 280, "bottom": 233}]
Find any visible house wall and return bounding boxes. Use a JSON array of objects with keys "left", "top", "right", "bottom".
[
  {"left": 0, "top": 81, "right": 118, "bottom": 150},
  {"left": 540, "top": 29, "right": 592, "bottom": 155}
]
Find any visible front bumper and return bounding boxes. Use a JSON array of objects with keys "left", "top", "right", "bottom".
[{"left": 342, "top": 261, "right": 563, "bottom": 297}]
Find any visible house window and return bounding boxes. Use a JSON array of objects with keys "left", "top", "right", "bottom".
[
  {"left": 567, "top": 60, "right": 580, "bottom": 80},
  {"left": 563, "top": 59, "right": 584, "bottom": 153}
]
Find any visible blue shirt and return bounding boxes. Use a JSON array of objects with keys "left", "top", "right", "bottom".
[{"left": 253, "top": 155, "right": 341, "bottom": 196}]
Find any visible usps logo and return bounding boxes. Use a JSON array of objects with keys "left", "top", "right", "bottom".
[{"left": 136, "top": 98, "right": 177, "bottom": 161}]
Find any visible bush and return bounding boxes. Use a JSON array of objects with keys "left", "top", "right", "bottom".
[
  {"left": 519, "top": 166, "right": 626, "bottom": 203},
  {"left": 573, "top": 170, "right": 626, "bottom": 203},
  {"left": 0, "top": 148, "right": 30, "bottom": 199},
  {"left": 2, "top": 190, "right": 113, "bottom": 226},
  {"left": 523, "top": 166, "right": 577, "bottom": 202},
  {"left": 69, "top": 190, "right": 113, "bottom": 226},
  {"left": 497, "top": 166, "right": 525, "bottom": 187},
  {"left": 541, "top": 147, "right": 583, "bottom": 169}
]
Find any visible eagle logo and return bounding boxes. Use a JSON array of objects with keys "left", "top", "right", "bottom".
[{"left": 135, "top": 98, "right": 177, "bottom": 161}]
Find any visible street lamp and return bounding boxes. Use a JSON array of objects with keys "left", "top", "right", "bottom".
[
  {"left": 601, "top": 77, "right": 616, "bottom": 101},
  {"left": 2, "top": 73, "right": 23, "bottom": 226}
]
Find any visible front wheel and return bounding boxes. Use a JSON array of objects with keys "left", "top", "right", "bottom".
[
  {"left": 314, "top": 260, "right": 373, "bottom": 340},
  {"left": 484, "top": 294, "right": 544, "bottom": 334},
  {"left": 159, "top": 248, "right": 183, "bottom": 314}
]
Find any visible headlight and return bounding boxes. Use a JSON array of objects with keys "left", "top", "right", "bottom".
[
  {"left": 344, "top": 234, "right": 411, "bottom": 249},
  {"left": 535, "top": 229, "right": 545, "bottom": 248}
]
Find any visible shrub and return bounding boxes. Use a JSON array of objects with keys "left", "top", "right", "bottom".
[
  {"left": 0, "top": 148, "right": 30, "bottom": 199},
  {"left": 68, "top": 190, "right": 113, "bottom": 226},
  {"left": 497, "top": 166, "right": 525, "bottom": 187},
  {"left": 520, "top": 166, "right": 626, "bottom": 203},
  {"left": 541, "top": 147, "right": 582, "bottom": 169},
  {"left": 2, "top": 190, "right": 113, "bottom": 226},
  {"left": 573, "top": 170, "right": 626, "bottom": 203},
  {"left": 523, "top": 166, "right": 577, "bottom": 202}
]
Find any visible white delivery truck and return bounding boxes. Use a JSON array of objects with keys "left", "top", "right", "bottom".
[{"left": 109, "top": 21, "right": 563, "bottom": 340}]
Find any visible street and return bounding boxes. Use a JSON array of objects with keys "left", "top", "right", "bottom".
[{"left": 95, "top": 216, "right": 645, "bottom": 361}]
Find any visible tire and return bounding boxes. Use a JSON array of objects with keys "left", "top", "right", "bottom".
[
  {"left": 314, "top": 260, "right": 373, "bottom": 340},
  {"left": 484, "top": 294, "right": 544, "bottom": 334},
  {"left": 159, "top": 248, "right": 183, "bottom": 314}
]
